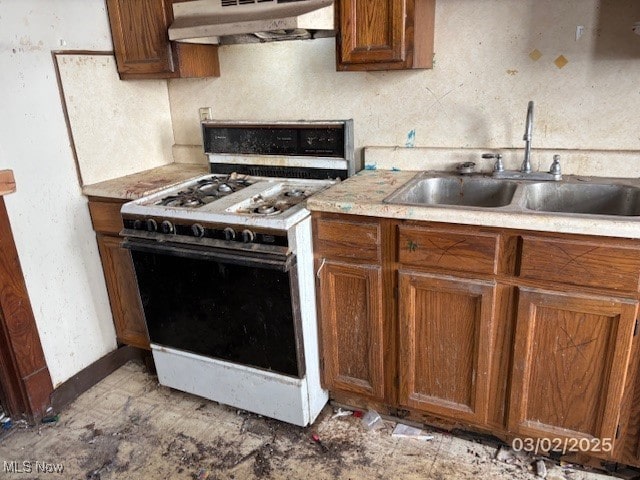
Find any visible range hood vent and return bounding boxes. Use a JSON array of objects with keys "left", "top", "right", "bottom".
[{"left": 168, "top": 0, "right": 335, "bottom": 45}]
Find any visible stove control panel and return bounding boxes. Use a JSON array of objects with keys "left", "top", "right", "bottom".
[{"left": 123, "top": 217, "right": 288, "bottom": 247}]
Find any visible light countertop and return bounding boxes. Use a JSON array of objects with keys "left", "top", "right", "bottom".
[
  {"left": 82, "top": 163, "right": 208, "bottom": 200},
  {"left": 306, "top": 170, "right": 640, "bottom": 240}
]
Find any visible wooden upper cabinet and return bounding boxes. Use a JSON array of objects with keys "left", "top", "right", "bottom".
[
  {"left": 336, "top": 0, "right": 435, "bottom": 71},
  {"left": 398, "top": 271, "right": 497, "bottom": 426},
  {"left": 509, "top": 287, "right": 638, "bottom": 453},
  {"left": 106, "top": 0, "right": 220, "bottom": 79}
]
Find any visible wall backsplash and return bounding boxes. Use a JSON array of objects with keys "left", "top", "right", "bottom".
[
  {"left": 168, "top": 0, "right": 640, "bottom": 171},
  {"left": 57, "top": 54, "right": 174, "bottom": 186}
]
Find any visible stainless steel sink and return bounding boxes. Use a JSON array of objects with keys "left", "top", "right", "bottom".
[
  {"left": 384, "top": 176, "right": 518, "bottom": 208},
  {"left": 523, "top": 182, "right": 640, "bottom": 216},
  {"left": 383, "top": 172, "right": 640, "bottom": 219}
]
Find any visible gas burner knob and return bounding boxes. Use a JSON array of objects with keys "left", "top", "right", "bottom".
[
  {"left": 132, "top": 219, "right": 143, "bottom": 230},
  {"left": 241, "top": 229, "right": 255, "bottom": 243},
  {"left": 160, "top": 220, "right": 174, "bottom": 234},
  {"left": 146, "top": 218, "right": 158, "bottom": 232},
  {"left": 223, "top": 227, "right": 236, "bottom": 241},
  {"left": 191, "top": 223, "right": 205, "bottom": 238}
]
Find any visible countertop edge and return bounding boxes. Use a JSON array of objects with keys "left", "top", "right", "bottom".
[
  {"left": 82, "top": 163, "right": 209, "bottom": 201},
  {"left": 306, "top": 170, "right": 640, "bottom": 240}
]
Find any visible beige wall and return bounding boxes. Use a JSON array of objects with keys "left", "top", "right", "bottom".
[
  {"left": 57, "top": 54, "right": 174, "bottom": 186},
  {"left": 0, "top": 1, "right": 118, "bottom": 386},
  {"left": 168, "top": 0, "right": 640, "bottom": 169}
]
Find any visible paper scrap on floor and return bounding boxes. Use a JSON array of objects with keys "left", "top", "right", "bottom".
[{"left": 392, "top": 423, "right": 434, "bottom": 441}]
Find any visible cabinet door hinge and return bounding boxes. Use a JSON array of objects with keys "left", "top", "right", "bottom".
[
  {"left": 615, "top": 424, "right": 621, "bottom": 439},
  {"left": 634, "top": 318, "right": 639, "bottom": 337}
]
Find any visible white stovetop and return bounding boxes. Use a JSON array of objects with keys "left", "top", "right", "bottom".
[{"left": 121, "top": 174, "right": 336, "bottom": 231}]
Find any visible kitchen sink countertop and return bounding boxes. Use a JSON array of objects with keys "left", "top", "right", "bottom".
[
  {"left": 306, "top": 170, "right": 640, "bottom": 240},
  {"left": 82, "top": 163, "right": 208, "bottom": 200}
]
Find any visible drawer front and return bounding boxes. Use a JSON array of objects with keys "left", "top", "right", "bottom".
[
  {"left": 89, "top": 200, "right": 125, "bottom": 235},
  {"left": 314, "top": 217, "right": 380, "bottom": 262},
  {"left": 398, "top": 226, "right": 500, "bottom": 275},
  {"left": 519, "top": 236, "right": 640, "bottom": 293}
]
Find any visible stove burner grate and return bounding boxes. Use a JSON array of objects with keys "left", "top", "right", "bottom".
[{"left": 154, "top": 174, "right": 254, "bottom": 208}]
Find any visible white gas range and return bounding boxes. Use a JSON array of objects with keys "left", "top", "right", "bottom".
[{"left": 121, "top": 120, "right": 353, "bottom": 426}]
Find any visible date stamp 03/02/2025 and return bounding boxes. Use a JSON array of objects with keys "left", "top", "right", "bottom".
[
  {"left": 512, "top": 437, "right": 614, "bottom": 455},
  {"left": 3, "top": 461, "right": 65, "bottom": 474}
]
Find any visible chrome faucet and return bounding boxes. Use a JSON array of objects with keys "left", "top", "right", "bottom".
[
  {"left": 522, "top": 100, "right": 534, "bottom": 174},
  {"left": 480, "top": 100, "right": 561, "bottom": 181}
]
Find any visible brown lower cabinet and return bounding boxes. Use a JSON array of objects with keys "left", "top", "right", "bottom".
[
  {"left": 398, "top": 272, "right": 497, "bottom": 426},
  {"left": 318, "top": 260, "right": 385, "bottom": 401},
  {"left": 88, "top": 198, "right": 149, "bottom": 349},
  {"left": 312, "top": 211, "right": 640, "bottom": 468}
]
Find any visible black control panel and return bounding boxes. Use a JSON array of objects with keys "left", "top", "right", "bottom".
[
  {"left": 123, "top": 218, "right": 288, "bottom": 247},
  {"left": 202, "top": 123, "right": 346, "bottom": 158}
]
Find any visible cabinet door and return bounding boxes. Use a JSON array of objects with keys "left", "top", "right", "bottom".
[
  {"left": 398, "top": 271, "right": 497, "bottom": 425},
  {"left": 107, "top": 0, "right": 177, "bottom": 76},
  {"left": 336, "top": 0, "right": 435, "bottom": 70},
  {"left": 339, "top": 0, "right": 406, "bottom": 65},
  {"left": 318, "top": 260, "right": 385, "bottom": 400},
  {"left": 509, "top": 288, "right": 638, "bottom": 449},
  {"left": 96, "top": 235, "right": 150, "bottom": 350}
]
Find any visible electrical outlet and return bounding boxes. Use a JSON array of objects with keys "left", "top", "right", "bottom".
[{"left": 199, "top": 107, "right": 212, "bottom": 121}]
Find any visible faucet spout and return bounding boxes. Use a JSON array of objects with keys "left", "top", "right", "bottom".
[{"left": 522, "top": 101, "right": 534, "bottom": 173}]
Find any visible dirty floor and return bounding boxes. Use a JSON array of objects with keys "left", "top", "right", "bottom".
[{"left": 0, "top": 361, "right": 626, "bottom": 479}]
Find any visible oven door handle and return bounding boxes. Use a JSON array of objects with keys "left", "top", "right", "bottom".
[{"left": 122, "top": 238, "right": 296, "bottom": 272}]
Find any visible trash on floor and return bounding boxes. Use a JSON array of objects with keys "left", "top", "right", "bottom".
[
  {"left": 391, "top": 423, "right": 434, "bottom": 441},
  {"left": 534, "top": 459, "right": 548, "bottom": 478},
  {"left": 331, "top": 407, "right": 353, "bottom": 419},
  {"left": 360, "top": 409, "right": 384, "bottom": 430}
]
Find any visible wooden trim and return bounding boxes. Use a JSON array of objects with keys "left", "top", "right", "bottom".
[
  {"left": 0, "top": 197, "right": 53, "bottom": 420},
  {"left": 51, "top": 50, "right": 114, "bottom": 188},
  {"left": 50, "top": 346, "right": 148, "bottom": 413},
  {"left": 0, "top": 170, "right": 16, "bottom": 196}
]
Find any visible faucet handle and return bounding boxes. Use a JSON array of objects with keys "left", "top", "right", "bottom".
[
  {"left": 481, "top": 153, "right": 504, "bottom": 173},
  {"left": 549, "top": 154, "right": 562, "bottom": 179}
]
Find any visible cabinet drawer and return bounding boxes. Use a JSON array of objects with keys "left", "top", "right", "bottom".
[
  {"left": 519, "top": 236, "right": 640, "bottom": 293},
  {"left": 89, "top": 200, "right": 125, "bottom": 235},
  {"left": 314, "top": 217, "right": 380, "bottom": 262},
  {"left": 398, "top": 226, "right": 500, "bottom": 275}
]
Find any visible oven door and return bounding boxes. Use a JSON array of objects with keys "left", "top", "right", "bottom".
[{"left": 123, "top": 238, "right": 305, "bottom": 378}]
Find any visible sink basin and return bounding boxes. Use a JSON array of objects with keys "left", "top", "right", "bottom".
[
  {"left": 523, "top": 182, "right": 640, "bottom": 216},
  {"left": 384, "top": 176, "right": 518, "bottom": 208}
]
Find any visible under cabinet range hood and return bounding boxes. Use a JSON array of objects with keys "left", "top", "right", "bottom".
[{"left": 168, "top": 0, "right": 334, "bottom": 45}]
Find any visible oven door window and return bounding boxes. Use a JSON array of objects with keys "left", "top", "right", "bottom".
[{"left": 130, "top": 248, "right": 303, "bottom": 378}]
